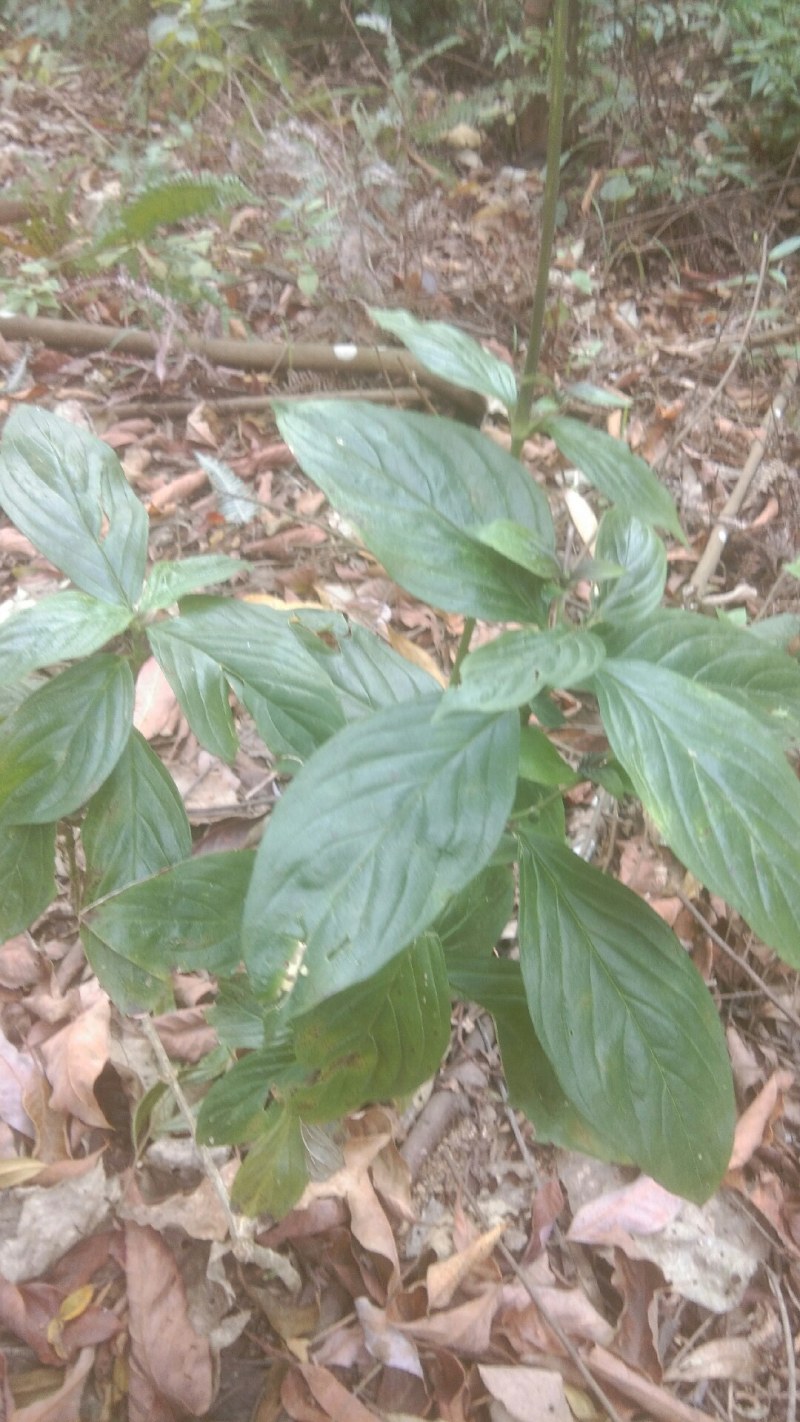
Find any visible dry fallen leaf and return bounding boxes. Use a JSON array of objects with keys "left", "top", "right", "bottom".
[
  {"left": 354, "top": 1297, "right": 423, "bottom": 1378},
  {"left": 40, "top": 993, "right": 111, "bottom": 1129},
  {"left": 133, "top": 657, "right": 180, "bottom": 741},
  {"left": 728, "top": 1068, "right": 794, "bottom": 1171},
  {"left": 427, "top": 1223, "right": 506, "bottom": 1309},
  {"left": 125, "top": 1221, "right": 215, "bottom": 1421},
  {"left": 479, "top": 1364, "right": 572, "bottom": 1422}
]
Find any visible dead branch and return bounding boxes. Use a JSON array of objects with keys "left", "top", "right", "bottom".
[{"left": 0, "top": 314, "right": 485, "bottom": 419}]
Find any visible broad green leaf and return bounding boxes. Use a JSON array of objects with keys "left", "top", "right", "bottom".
[
  {"left": 83, "top": 851, "right": 254, "bottom": 990},
  {"left": 369, "top": 306, "right": 518, "bottom": 409},
  {"left": 83, "top": 730, "right": 191, "bottom": 898},
  {"left": 474, "top": 519, "right": 563, "bottom": 581},
  {"left": 150, "top": 597, "right": 344, "bottom": 759},
  {"left": 274, "top": 401, "right": 554, "bottom": 622},
  {"left": 81, "top": 925, "right": 172, "bottom": 1015},
  {"left": 243, "top": 696, "right": 519, "bottom": 1011},
  {"left": 138, "top": 555, "right": 248, "bottom": 613},
  {"left": 295, "top": 619, "right": 439, "bottom": 719},
  {"left": 747, "top": 612, "right": 800, "bottom": 648},
  {"left": 543, "top": 415, "right": 684, "bottom": 541},
  {"left": 442, "top": 627, "right": 605, "bottom": 714},
  {"left": 0, "top": 592, "right": 133, "bottom": 684},
  {"left": 0, "top": 656, "right": 134, "bottom": 826},
  {"left": 0, "top": 675, "right": 46, "bottom": 722},
  {"left": 518, "top": 725, "right": 579, "bottom": 787},
  {"left": 512, "top": 780, "right": 567, "bottom": 839},
  {"left": 231, "top": 1104, "right": 307, "bottom": 1217},
  {"left": 197, "top": 1037, "right": 298, "bottom": 1147},
  {"left": 594, "top": 659, "right": 800, "bottom": 968},
  {"left": 517, "top": 832, "right": 735, "bottom": 1200},
  {"left": 148, "top": 629, "right": 238, "bottom": 762},
  {"left": 0, "top": 822, "right": 55, "bottom": 938},
  {"left": 445, "top": 943, "right": 610, "bottom": 1159},
  {"left": 602, "top": 610, "right": 800, "bottom": 745},
  {"left": 564, "top": 381, "right": 632, "bottom": 410},
  {"left": 435, "top": 864, "right": 514, "bottom": 959},
  {"left": 0, "top": 406, "right": 148, "bottom": 607},
  {"left": 593, "top": 510, "right": 667, "bottom": 626},
  {"left": 290, "top": 934, "right": 451, "bottom": 1120},
  {"left": 210, "top": 979, "right": 270, "bottom": 1051}
]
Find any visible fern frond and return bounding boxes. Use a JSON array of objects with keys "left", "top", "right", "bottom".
[{"left": 98, "top": 172, "right": 255, "bottom": 249}]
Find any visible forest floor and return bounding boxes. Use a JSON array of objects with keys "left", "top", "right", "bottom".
[{"left": 1, "top": 17, "right": 800, "bottom": 1422}]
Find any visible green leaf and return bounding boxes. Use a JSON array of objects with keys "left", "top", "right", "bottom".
[
  {"left": 274, "top": 401, "right": 554, "bottom": 622},
  {"left": 101, "top": 173, "right": 253, "bottom": 246},
  {"left": 150, "top": 597, "right": 344, "bottom": 759},
  {"left": 474, "top": 519, "right": 563, "bottom": 580},
  {"left": 518, "top": 725, "right": 579, "bottom": 787},
  {"left": 543, "top": 415, "right": 684, "bottom": 541},
  {"left": 747, "top": 612, "right": 800, "bottom": 648},
  {"left": 0, "top": 656, "right": 134, "bottom": 826},
  {"left": 594, "top": 659, "right": 800, "bottom": 968},
  {"left": 148, "top": 630, "right": 238, "bottom": 762},
  {"left": 435, "top": 864, "right": 514, "bottom": 959},
  {"left": 593, "top": 510, "right": 667, "bottom": 626},
  {"left": 0, "top": 592, "right": 133, "bottom": 684},
  {"left": 243, "top": 696, "right": 519, "bottom": 1011},
  {"left": 517, "top": 832, "right": 735, "bottom": 1200},
  {"left": 442, "top": 628, "right": 605, "bottom": 714},
  {"left": 0, "top": 822, "right": 55, "bottom": 937},
  {"left": 0, "top": 406, "right": 148, "bottom": 607},
  {"left": 564, "top": 381, "right": 632, "bottom": 410},
  {"left": 81, "top": 924, "right": 171, "bottom": 1015},
  {"left": 138, "top": 556, "right": 248, "bottom": 613},
  {"left": 197, "top": 1037, "right": 297, "bottom": 1147},
  {"left": 445, "top": 941, "right": 610, "bottom": 1159},
  {"left": 83, "top": 851, "right": 254, "bottom": 996},
  {"left": 369, "top": 306, "right": 518, "bottom": 409},
  {"left": 231, "top": 1104, "right": 308, "bottom": 1217},
  {"left": 296, "top": 619, "right": 440, "bottom": 718},
  {"left": 83, "top": 731, "right": 191, "bottom": 898},
  {"left": 290, "top": 934, "right": 451, "bottom": 1121},
  {"left": 209, "top": 979, "right": 270, "bottom": 1051},
  {"left": 602, "top": 610, "right": 800, "bottom": 745}
]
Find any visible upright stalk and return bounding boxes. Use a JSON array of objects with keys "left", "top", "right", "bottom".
[{"left": 511, "top": 0, "right": 570, "bottom": 458}]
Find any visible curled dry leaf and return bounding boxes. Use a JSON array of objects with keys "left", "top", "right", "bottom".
[
  {"left": 133, "top": 656, "right": 180, "bottom": 741},
  {"left": 427, "top": 1222, "right": 506, "bottom": 1310},
  {"left": 728, "top": 1068, "right": 794, "bottom": 1171},
  {"left": 39, "top": 993, "right": 111, "bottom": 1129}
]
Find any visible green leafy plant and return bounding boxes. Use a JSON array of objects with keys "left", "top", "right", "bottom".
[
  {"left": 4, "top": 306, "right": 800, "bottom": 1213},
  {"left": 2, "top": 0, "right": 797, "bottom": 1219}
]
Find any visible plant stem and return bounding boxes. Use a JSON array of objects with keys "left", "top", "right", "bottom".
[
  {"left": 450, "top": 617, "right": 475, "bottom": 685},
  {"left": 511, "top": 0, "right": 570, "bottom": 457}
]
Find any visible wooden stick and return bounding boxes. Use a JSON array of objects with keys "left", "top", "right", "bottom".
[{"left": 0, "top": 314, "right": 485, "bottom": 418}]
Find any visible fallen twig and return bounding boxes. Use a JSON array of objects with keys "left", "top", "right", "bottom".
[
  {"left": 0, "top": 314, "right": 484, "bottom": 418},
  {"left": 684, "top": 364, "right": 798, "bottom": 603}
]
